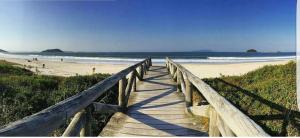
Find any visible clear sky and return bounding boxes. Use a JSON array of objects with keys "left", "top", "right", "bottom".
[{"left": 0, "top": 0, "right": 296, "bottom": 52}]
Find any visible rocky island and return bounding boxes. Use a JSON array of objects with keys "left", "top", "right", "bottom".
[
  {"left": 41, "top": 49, "right": 64, "bottom": 53},
  {"left": 246, "top": 49, "right": 257, "bottom": 53},
  {"left": 0, "top": 49, "right": 7, "bottom": 53}
]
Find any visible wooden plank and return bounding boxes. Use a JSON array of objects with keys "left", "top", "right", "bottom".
[
  {"left": 123, "top": 118, "right": 194, "bottom": 124},
  {"left": 106, "top": 127, "right": 206, "bottom": 136},
  {"left": 120, "top": 122, "right": 203, "bottom": 130},
  {"left": 126, "top": 114, "right": 189, "bottom": 120},
  {"left": 167, "top": 58, "right": 269, "bottom": 137},
  {"left": 0, "top": 58, "right": 151, "bottom": 136},
  {"left": 100, "top": 65, "right": 207, "bottom": 137}
]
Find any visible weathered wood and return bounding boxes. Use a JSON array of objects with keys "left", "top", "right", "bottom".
[
  {"left": 187, "top": 105, "right": 210, "bottom": 118},
  {"left": 124, "top": 71, "right": 136, "bottom": 106},
  {"left": 62, "top": 111, "right": 85, "bottom": 137},
  {"left": 209, "top": 108, "right": 220, "bottom": 137},
  {"left": 100, "top": 66, "right": 207, "bottom": 137},
  {"left": 93, "top": 103, "right": 122, "bottom": 114},
  {"left": 84, "top": 106, "right": 92, "bottom": 136},
  {"left": 172, "top": 67, "right": 177, "bottom": 80},
  {"left": 0, "top": 58, "right": 151, "bottom": 136},
  {"left": 176, "top": 69, "right": 181, "bottom": 92},
  {"left": 143, "top": 63, "right": 147, "bottom": 74},
  {"left": 135, "top": 70, "right": 143, "bottom": 81},
  {"left": 132, "top": 76, "right": 137, "bottom": 92},
  {"left": 179, "top": 72, "right": 186, "bottom": 94},
  {"left": 140, "top": 65, "right": 144, "bottom": 79},
  {"left": 166, "top": 57, "right": 269, "bottom": 137},
  {"left": 217, "top": 115, "right": 235, "bottom": 137},
  {"left": 118, "top": 77, "right": 127, "bottom": 108},
  {"left": 184, "top": 75, "right": 192, "bottom": 107}
]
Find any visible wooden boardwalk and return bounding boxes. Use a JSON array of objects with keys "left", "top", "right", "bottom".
[
  {"left": 100, "top": 66, "right": 208, "bottom": 136},
  {"left": 0, "top": 58, "right": 269, "bottom": 137}
]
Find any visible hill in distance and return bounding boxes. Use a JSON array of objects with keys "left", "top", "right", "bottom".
[
  {"left": 0, "top": 49, "right": 8, "bottom": 53},
  {"left": 41, "top": 49, "right": 64, "bottom": 53}
]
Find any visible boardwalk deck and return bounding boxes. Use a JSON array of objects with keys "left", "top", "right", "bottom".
[{"left": 100, "top": 65, "right": 208, "bottom": 137}]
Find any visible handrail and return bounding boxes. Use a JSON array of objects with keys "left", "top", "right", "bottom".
[
  {"left": 0, "top": 58, "right": 152, "bottom": 136},
  {"left": 166, "top": 57, "right": 269, "bottom": 137}
]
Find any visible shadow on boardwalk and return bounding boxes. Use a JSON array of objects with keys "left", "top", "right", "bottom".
[{"left": 101, "top": 65, "right": 207, "bottom": 136}]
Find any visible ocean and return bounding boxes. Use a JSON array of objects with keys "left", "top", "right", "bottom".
[{"left": 0, "top": 52, "right": 295, "bottom": 64}]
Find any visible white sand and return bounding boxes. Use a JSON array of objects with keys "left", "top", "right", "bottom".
[
  {"left": 182, "top": 60, "right": 291, "bottom": 78},
  {"left": 0, "top": 57, "right": 292, "bottom": 78},
  {"left": 0, "top": 57, "right": 130, "bottom": 76}
]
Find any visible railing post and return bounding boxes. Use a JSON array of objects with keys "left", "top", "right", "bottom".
[
  {"left": 184, "top": 74, "right": 192, "bottom": 107},
  {"left": 143, "top": 63, "right": 147, "bottom": 74},
  {"left": 209, "top": 108, "right": 221, "bottom": 137},
  {"left": 176, "top": 69, "right": 181, "bottom": 93},
  {"left": 132, "top": 76, "right": 137, "bottom": 92},
  {"left": 118, "top": 78, "right": 126, "bottom": 109},
  {"left": 84, "top": 106, "right": 92, "bottom": 136},
  {"left": 149, "top": 58, "right": 152, "bottom": 66},
  {"left": 140, "top": 64, "right": 144, "bottom": 78},
  {"left": 62, "top": 111, "right": 85, "bottom": 137}
]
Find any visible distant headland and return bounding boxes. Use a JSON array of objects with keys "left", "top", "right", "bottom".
[
  {"left": 41, "top": 49, "right": 64, "bottom": 53},
  {"left": 246, "top": 49, "right": 257, "bottom": 53},
  {"left": 0, "top": 49, "right": 8, "bottom": 53}
]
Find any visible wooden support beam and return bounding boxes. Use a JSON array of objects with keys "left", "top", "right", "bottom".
[
  {"left": 143, "top": 63, "right": 147, "bottom": 74},
  {"left": 135, "top": 69, "right": 143, "bottom": 81},
  {"left": 176, "top": 69, "right": 181, "bottom": 93},
  {"left": 172, "top": 68, "right": 177, "bottom": 80},
  {"left": 209, "top": 108, "right": 221, "bottom": 137},
  {"left": 84, "top": 106, "right": 92, "bottom": 136},
  {"left": 132, "top": 76, "right": 137, "bottom": 92},
  {"left": 118, "top": 77, "right": 126, "bottom": 108},
  {"left": 149, "top": 58, "right": 152, "bottom": 66},
  {"left": 140, "top": 65, "right": 144, "bottom": 79},
  {"left": 184, "top": 74, "right": 192, "bottom": 107},
  {"left": 62, "top": 111, "right": 85, "bottom": 137},
  {"left": 93, "top": 103, "right": 122, "bottom": 114},
  {"left": 179, "top": 72, "right": 186, "bottom": 94},
  {"left": 124, "top": 71, "right": 136, "bottom": 106}
]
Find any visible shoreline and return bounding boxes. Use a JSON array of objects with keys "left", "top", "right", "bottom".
[{"left": 0, "top": 57, "right": 292, "bottom": 78}]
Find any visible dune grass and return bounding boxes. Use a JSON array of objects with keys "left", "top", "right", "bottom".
[
  {"left": 204, "top": 61, "right": 299, "bottom": 136},
  {"left": 0, "top": 60, "right": 113, "bottom": 135}
]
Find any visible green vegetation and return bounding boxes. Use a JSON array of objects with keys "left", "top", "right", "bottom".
[
  {"left": 0, "top": 60, "right": 114, "bottom": 135},
  {"left": 204, "top": 61, "right": 299, "bottom": 136}
]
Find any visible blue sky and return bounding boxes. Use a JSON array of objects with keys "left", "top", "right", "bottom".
[{"left": 0, "top": 0, "right": 296, "bottom": 52}]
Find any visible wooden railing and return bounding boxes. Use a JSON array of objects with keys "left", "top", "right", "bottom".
[
  {"left": 166, "top": 57, "right": 270, "bottom": 137},
  {"left": 0, "top": 58, "right": 152, "bottom": 136}
]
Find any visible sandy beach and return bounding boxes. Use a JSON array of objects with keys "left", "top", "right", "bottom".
[{"left": 0, "top": 57, "right": 292, "bottom": 78}]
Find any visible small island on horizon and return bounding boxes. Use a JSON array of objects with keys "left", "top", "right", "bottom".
[
  {"left": 41, "top": 49, "right": 64, "bottom": 53},
  {"left": 0, "top": 49, "right": 8, "bottom": 53},
  {"left": 246, "top": 49, "right": 257, "bottom": 53}
]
